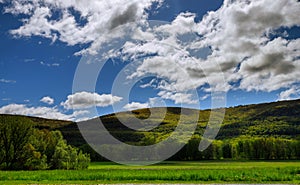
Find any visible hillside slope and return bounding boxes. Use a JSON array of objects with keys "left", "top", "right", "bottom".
[
  {"left": 1, "top": 99, "right": 300, "bottom": 160},
  {"left": 77, "top": 99, "right": 300, "bottom": 145},
  {"left": 1, "top": 99, "right": 300, "bottom": 144}
]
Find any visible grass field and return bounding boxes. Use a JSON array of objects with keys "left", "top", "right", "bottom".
[{"left": 0, "top": 161, "right": 299, "bottom": 184}]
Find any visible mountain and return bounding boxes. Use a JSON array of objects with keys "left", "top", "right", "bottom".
[{"left": 1, "top": 99, "right": 300, "bottom": 160}]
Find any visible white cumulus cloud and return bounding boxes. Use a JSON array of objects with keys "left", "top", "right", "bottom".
[
  {"left": 2, "top": 0, "right": 300, "bottom": 105},
  {"left": 123, "top": 102, "right": 149, "bottom": 111},
  {"left": 195, "top": 0, "right": 300, "bottom": 92},
  {"left": 61, "top": 91, "right": 123, "bottom": 110},
  {"left": 0, "top": 103, "right": 87, "bottom": 121},
  {"left": 3, "top": 0, "right": 163, "bottom": 55},
  {"left": 119, "top": 0, "right": 300, "bottom": 100},
  {"left": 40, "top": 96, "right": 54, "bottom": 105},
  {"left": 278, "top": 87, "right": 300, "bottom": 101}
]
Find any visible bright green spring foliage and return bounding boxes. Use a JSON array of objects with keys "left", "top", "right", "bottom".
[
  {"left": 1, "top": 99, "right": 300, "bottom": 162},
  {"left": 51, "top": 136, "right": 90, "bottom": 170},
  {"left": 0, "top": 115, "right": 90, "bottom": 170}
]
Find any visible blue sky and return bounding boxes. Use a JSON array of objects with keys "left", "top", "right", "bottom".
[{"left": 0, "top": 0, "right": 300, "bottom": 121}]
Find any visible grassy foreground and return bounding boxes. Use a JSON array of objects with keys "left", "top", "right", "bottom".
[{"left": 0, "top": 161, "right": 299, "bottom": 184}]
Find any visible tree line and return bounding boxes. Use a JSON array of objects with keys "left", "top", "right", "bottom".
[
  {"left": 1, "top": 115, "right": 299, "bottom": 167},
  {"left": 170, "top": 135, "right": 300, "bottom": 161},
  {"left": 77, "top": 134, "right": 300, "bottom": 162}
]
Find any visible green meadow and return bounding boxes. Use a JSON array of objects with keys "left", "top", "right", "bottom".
[
  {"left": 0, "top": 161, "right": 299, "bottom": 184},
  {"left": 1, "top": 100, "right": 300, "bottom": 184}
]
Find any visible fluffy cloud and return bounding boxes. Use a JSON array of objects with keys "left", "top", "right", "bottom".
[
  {"left": 61, "top": 91, "right": 123, "bottom": 110},
  {"left": 278, "top": 87, "right": 300, "bottom": 101},
  {"left": 2, "top": 0, "right": 300, "bottom": 104},
  {"left": 123, "top": 102, "right": 149, "bottom": 111},
  {"left": 0, "top": 91, "right": 122, "bottom": 121},
  {"left": 0, "top": 103, "right": 87, "bottom": 121},
  {"left": 40, "top": 96, "right": 54, "bottom": 105},
  {"left": 120, "top": 0, "right": 300, "bottom": 98},
  {"left": 123, "top": 97, "right": 167, "bottom": 111},
  {"left": 195, "top": 0, "right": 300, "bottom": 92},
  {"left": 238, "top": 38, "right": 300, "bottom": 92},
  {"left": 157, "top": 91, "right": 197, "bottom": 105},
  {"left": 197, "top": 0, "right": 300, "bottom": 46},
  {"left": 0, "top": 91, "right": 123, "bottom": 121},
  {"left": 3, "top": 0, "right": 163, "bottom": 54}
]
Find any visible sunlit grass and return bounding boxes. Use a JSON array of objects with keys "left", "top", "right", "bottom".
[{"left": 0, "top": 161, "right": 299, "bottom": 184}]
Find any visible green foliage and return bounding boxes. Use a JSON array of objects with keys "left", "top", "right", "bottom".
[
  {"left": 51, "top": 138, "right": 90, "bottom": 170},
  {"left": 0, "top": 116, "right": 90, "bottom": 170},
  {"left": 22, "top": 143, "right": 48, "bottom": 170},
  {"left": 1, "top": 99, "right": 300, "bottom": 162},
  {"left": 0, "top": 115, "right": 34, "bottom": 169},
  {"left": 173, "top": 136, "right": 300, "bottom": 161}
]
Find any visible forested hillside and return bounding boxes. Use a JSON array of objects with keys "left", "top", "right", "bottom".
[{"left": 1, "top": 99, "right": 300, "bottom": 161}]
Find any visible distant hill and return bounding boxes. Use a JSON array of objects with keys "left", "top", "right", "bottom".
[
  {"left": 0, "top": 114, "right": 73, "bottom": 129},
  {"left": 1, "top": 99, "right": 300, "bottom": 160},
  {"left": 72, "top": 99, "right": 300, "bottom": 145}
]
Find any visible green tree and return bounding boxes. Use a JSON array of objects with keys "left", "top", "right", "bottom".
[
  {"left": 0, "top": 116, "right": 34, "bottom": 169},
  {"left": 186, "top": 135, "right": 202, "bottom": 160},
  {"left": 222, "top": 142, "right": 232, "bottom": 159},
  {"left": 51, "top": 132, "right": 90, "bottom": 170},
  {"left": 22, "top": 143, "right": 48, "bottom": 170},
  {"left": 0, "top": 115, "right": 90, "bottom": 170}
]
